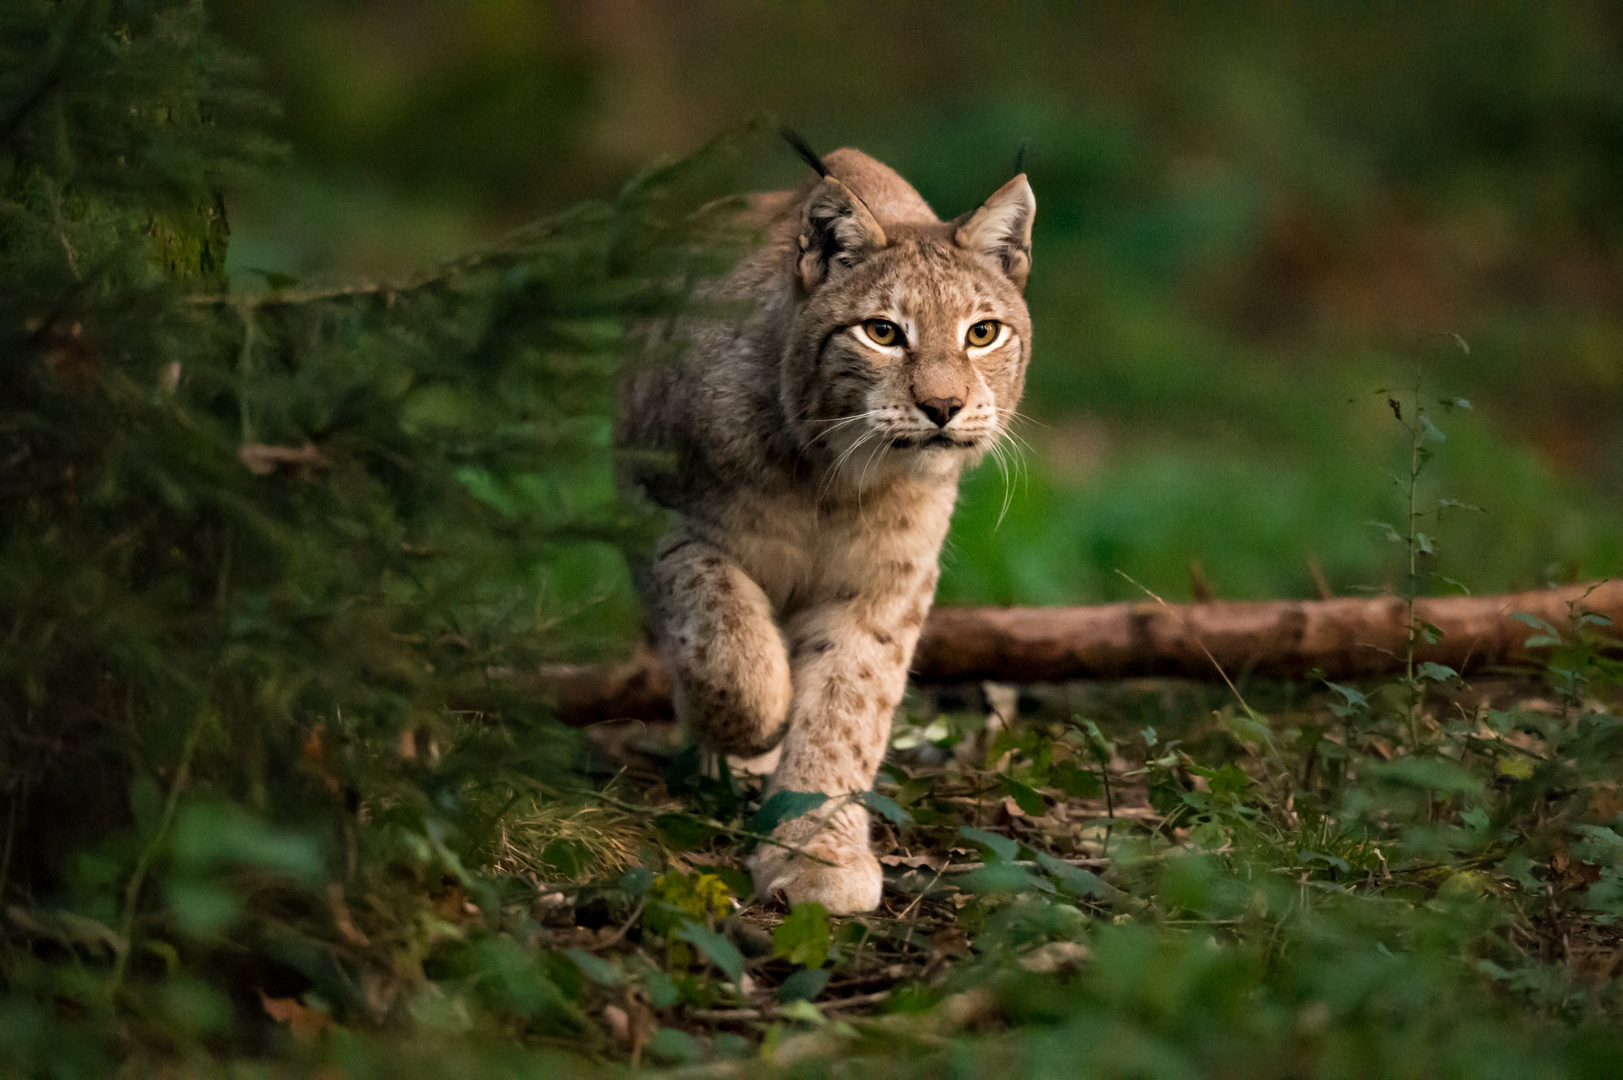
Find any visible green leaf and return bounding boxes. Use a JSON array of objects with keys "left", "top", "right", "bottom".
[
  {"left": 772, "top": 902, "right": 831, "bottom": 968},
  {"left": 778, "top": 967, "right": 831, "bottom": 1003},
  {"left": 859, "top": 789, "right": 913, "bottom": 828},
  {"left": 714, "top": 1032, "right": 752, "bottom": 1060},
  {"left": 985, "top": 727, "right": 1025, "bottom": 768},
  {"left": 959, "top": 825, "right": 1018, "bottom": 863},
  {"left": 1417, "top": 662, "right": 1458, "bottom": 683},
  {"left": 1415, "top": 531, "right": 1435, "bottom": 556},
  {"left": 1298, "top": 851, "right": 1350, "bottom": 874},
  {"left": 169, "top": 801, "right": 322, "bottom": 885},
  {"left": 620, "top": 867, "right": 655, "bottom": 897},
  {"left": 673, "top": 919, "right": 745, "bottom": 986},
  {"left": 653, "top": 814, "right": 716, "bottom": 851},
  {"left": 646, "top": 971, "right": 680, "bottom": 1008},
  {"left": 750, "top": 790, "right": 829, "bottom": 835},
  {"left": 161, "top": 977, "right": 233, "bottom": 1036},
  {"left": 1052, "top": 760, "right": 1102, "bottom": 799},
  {"left": 1497, "top": 852, "right": 1539, "bottom": 891},
  {"left": 565, "top": 949, "right": 626, "bottom": 988},
  {"left": 1033, "top": 851, "right": 1104, "bottom": 898},
  {"left": 644, "top": 1027, "right": 703, "bottom": 1065},
  {"left": 779, "top": 999, "right": 826, "bottom": 1025},
  {"left": 1206, "top": 763, "right": 1252, "bottom": 800},
  {"left": 1369, "top": 757, "right": 1484, "bottom": 795},
  {"left": 894, "top": 776, "right": 936, "bottom": 807},
  {"left": 1509, "top": 612, "right": 1558, "bottom": 636},
  {"left": 165, "top": 878, "right": 240, "bottom": 936},
  {"left": 1148, "top": 769, "right": 1190, "bottom": 816},
  {"left": 1000, "top": 776, "right": 1048, "bottom": 817},
  {"left": 1368, "top": 520, "right": 1403, "bottom": 543},
  {"left": 1227, "top": 708, "right": 1276, "bottom": 753},
  {"left": 1323, "top": 681, "right": 1369, "bottom": 717},
  {"left": 959, "top": 862, "right": 1052, "bottom": 895},
  {"left": 541, "top": 838, "right": 592, "bottom": 878},
  {"left": 1078, "top": 717, "right": 1113, "bottom": 760}
]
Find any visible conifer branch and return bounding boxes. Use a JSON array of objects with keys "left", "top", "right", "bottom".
[{"left": 184, "top": 206, "right": 593, "bottom": 308}]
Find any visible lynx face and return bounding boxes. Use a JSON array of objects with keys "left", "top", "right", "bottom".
[{"left": 779, "top": 168, "right": 1036, "bottom": 488}]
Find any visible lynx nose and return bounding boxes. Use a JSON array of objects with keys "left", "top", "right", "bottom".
[{"left": 917, "top": 396, "right": 964, "bottom": 428}]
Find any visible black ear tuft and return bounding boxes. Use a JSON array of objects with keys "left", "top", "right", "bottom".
[
  {"left": 781, "top": 126, "right": 830, "bottom": 178},
  {"left": 1014, "top": 138, "right": 1028, "bottom": 177}
]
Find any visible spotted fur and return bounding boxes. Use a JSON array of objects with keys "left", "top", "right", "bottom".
[{"left": 616, "top": 148, "right": 1035, "bottom": 914}]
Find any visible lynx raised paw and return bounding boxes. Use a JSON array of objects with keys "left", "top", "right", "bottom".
[{"left": 748, "top": 839, "right": 883, "bottom": 915}]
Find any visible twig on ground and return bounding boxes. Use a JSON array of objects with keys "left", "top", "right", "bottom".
[
  {"left": 587, "top": 898, "right": 647, "bottom": 953},
  {"left": 585, "top": 788, "right": 839, "bottom": 866},
  {"left": 687, "top": 988, "right": 891, "bottom": 1024}
]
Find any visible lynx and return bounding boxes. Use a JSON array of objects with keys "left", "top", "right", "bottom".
[{"left": 615, "top": 142, "right": 1035, "bottom": 914}]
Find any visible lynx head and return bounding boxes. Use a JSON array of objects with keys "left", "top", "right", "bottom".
[{"left": 780, "top": 148, "right": 1035, "bottom": 488}]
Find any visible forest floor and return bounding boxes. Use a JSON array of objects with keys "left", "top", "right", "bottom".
[{"left": 479, "top": 667, "right": 1623, "bottom": 1074}]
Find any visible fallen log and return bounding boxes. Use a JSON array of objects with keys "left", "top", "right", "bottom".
[{"left": 544, "top": 580, "right": 1623, "bottom": 725}]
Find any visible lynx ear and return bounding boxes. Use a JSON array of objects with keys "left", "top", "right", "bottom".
[
  {"left": 797, "top": 177, "right": 887, "bottom": 292},
  {"left": 955, "top": 174, "right": 1035, "bottom": 289}
]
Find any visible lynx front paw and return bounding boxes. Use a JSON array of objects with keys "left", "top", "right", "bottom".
[{"left": 748, "top": 839, "right": 883, "bottom": 915}]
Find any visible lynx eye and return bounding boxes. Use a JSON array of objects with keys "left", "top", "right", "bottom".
[
  {"left": 965, "top": 320, "right": 1001, "bottom": 348},
  {"left": 860, "top": 318, "right": 903, "bottom": 348}
]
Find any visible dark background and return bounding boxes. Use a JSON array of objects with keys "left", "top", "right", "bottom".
[{"left": 213, "top": 2, "right": 1623, "bottom": 607}]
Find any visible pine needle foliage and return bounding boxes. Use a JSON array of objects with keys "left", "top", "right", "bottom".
[{"left": 0, "top": 4, "right": 734, "bottom": 1070}]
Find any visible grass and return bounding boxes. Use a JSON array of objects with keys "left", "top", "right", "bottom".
[{"left": 335, "top": 614, "right": 1620, "bottom": 1077}]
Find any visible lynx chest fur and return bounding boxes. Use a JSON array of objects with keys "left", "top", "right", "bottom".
[{"left": 616, "top": 146, "right": 1035, "bottom": 913}]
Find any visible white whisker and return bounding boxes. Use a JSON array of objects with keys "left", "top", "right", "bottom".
[
  {"left": 855, "top": 435, "right": 891, "bottom": 521},
  {"left": 820, "top": 427, "right": 879, "bottom": 502},
  {"left": 992, "top": 438, "right": 1016, "bottom": 530},
  {"left": 809, "top": 410, "right": 881, "bottom": 432}
]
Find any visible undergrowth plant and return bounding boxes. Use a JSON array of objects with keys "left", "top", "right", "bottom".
[
  {"left": 5, "top": 6, "right": 1622, "bottom": 1077},
  {"left": 1365, "top": 355, "right": 1483, "bottom": 751},
  {"left": 0, "top": 6, "right": 740, "bottom": 1074}
]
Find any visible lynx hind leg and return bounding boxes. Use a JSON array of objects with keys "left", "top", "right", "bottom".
[{"left": 651, "top": 536, "right": 792, "bottom": 758}]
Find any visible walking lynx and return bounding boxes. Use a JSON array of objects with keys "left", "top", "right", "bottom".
[{"left": 616, "top": 143, "right": 1035, "bottom": 913}]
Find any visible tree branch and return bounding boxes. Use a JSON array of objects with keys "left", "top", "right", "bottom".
[{"left": 542, "top": 581, "right": 1623, "bottom": 726}]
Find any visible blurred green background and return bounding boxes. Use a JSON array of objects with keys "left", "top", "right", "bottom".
[{"left": 212, "top": 2, "right": 1623, "bottom": 607}]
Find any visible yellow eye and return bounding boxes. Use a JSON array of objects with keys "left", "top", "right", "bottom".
[
  {"left": 965, "top": 320, "right": 1001, "bottom": 348},
  {"left": 862, "top": 319, "right": 902, "bottom": 347}
]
